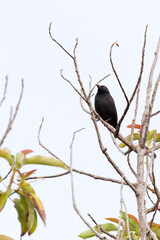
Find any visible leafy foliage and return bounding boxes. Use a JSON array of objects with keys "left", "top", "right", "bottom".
[
  {"left": 79, "top": 212, "right": 160, "bottom": 239},
  {"left": 119, "top": 124, "right": 160, "bottom": 148},
  {"left": 0, "top": 148, "right": 68, "bottom": 238}
]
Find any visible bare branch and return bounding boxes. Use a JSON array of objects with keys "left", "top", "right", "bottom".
[
  {"left": 49, "top": 22, "right": 74, "bottom": 60},
  {"left": 26, "top": 171, "right": 70, "bottom": 180},
  {"left": 73, "top": 39, "right": 88, "bottom": 100},
  {"left": 140, "top": 36, "right": 160, "bottom": 148},
  {"left": 110, "top": 132, "right": 126, "bottom": 155},
  {"left": 80, "top": 94, "right": 90, "bottom": 115},
  {"left": 1, "top": 168, "right": 12, "bottom": 181},
  {"left": 90, "top": 109, "right": 137, "bottom": 193},
  {"left": 120, "top": 178, "right": 131, "bottom": 240},
  {"left": 115, "top": 25, "right": 148, "bottom": 137},
  {"left": 38, "top": 117, "right": 69, "bottom": 169},
  {"left": 127, "top": 153, "right": 137, "bottom": 177},
  {"left": 130, "top": 82, "right": 141, "bottom": 143},
  {"left": 0, "top": 79, "right": 24, "bottom": 146},
  {"left": 27, "top": 167, "right": 128, "bottom": 186},
  {"left": 109, "top": 41, "right": 129, "bottom": 104},
  {"left": 60, "top": 69, "right": 86, "bottom": 101},
  {"left": 87, "top": 74, "right": 111, "bottom": 100},
  {"left": 70, "top": 128, "right": 107, "bottom": 240},
  {"left": 151, "top": 109, "right": 160, "bottom": 117},
  {"left": 151, "top": 73, "right": 160, "bottom": 110},
  {"left": 94, "top": 109, "right": 137, "bottom": 153},
  {"left": 0, "top": 75, "right": 8, "bottom": 107}
]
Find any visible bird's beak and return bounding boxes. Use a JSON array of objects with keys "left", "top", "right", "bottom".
[{"left": 96, "top": 84, "right": 100, "bottom": 89}]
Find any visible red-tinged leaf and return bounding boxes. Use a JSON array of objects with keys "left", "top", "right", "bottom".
[
  {"left": 24, "top": 169, "right": 37, "bottom": 178},
  {"left": 21, "top": 150, "right": 33, "bottom": 157},
  {"left": 0, "top": 235, "right": 14, "bottom": 240},
  {"left": 127, "top": 124, "right": 141, "bottom": 129},
  {"left": 128, "top": 214, "right": 139, "bottom": 225},
  {"left": 105, "top": 218, "right": 119, "bottom": 224},
  {"left": 0, "top": 189, "right": 12, "bottom": 211}
]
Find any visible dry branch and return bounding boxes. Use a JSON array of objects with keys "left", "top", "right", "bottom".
[{"left": 0, "top": 79, "right": 24, "bottom": 146}]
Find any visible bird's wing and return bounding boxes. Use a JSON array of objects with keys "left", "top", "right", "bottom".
[{"left": 107, "top": 94, "right": 118, "bottom": 121}]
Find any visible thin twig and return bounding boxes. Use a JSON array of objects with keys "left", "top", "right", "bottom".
[
  {"left": 115, "top": 25, "right": 148, "bottom": 137},
  {"left": 0, "top": 75, "right": 8, "bottom": 107},
  {"left": 110, "top": 41, "right": 129, "bottom": 104},
  {"left": 26, "top": 171, "right": 70, "bottom": 180},
  {"left": 60, "top": 69, "right": 86, "bottom": 101},
  {"left": 130, "top": 83, "right": 141, "bottom": 143},
  {"left": 38, "top": 117, "right": 69, "bottom": 168},
  {"left": 87, "top": 74, "right": 111, "bottom": 100},
  {"left": 80, "top": 94, "right": 90, "bottom": 115},
  {"left": 151, "top": 110, "right": 160, "bottom": 117},
  {"left": 88, "top": 214, "right": 101, "bottom": 234},
  {"left": 127, "top": 153, "right": 137, "bottom": 177},
  {"left": 0, "top": 79, "right": 24, "bottom": 146},
  {"left": 150, "top": 72, "right": 160, "bottom": 111},
  {"left": 49, "top": 22, "right": 74, "bottom": 60},
  {"left": 140, "top": 35, "right": 160, "bottom": 148},
  {"left": 70, "top": 128, "right": 107, "bottom": 240},
  {"left": 73, "top": 39, "right": 88, "bottom": 100},
  {"left": 120, "top": 178, "right": 131, "bottom": 240},
  {"left": 1, "top": 168, "right": 12, "bottom": 181}
]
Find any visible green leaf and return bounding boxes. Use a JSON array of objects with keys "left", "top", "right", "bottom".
[
  {"left": 15, "top": 152, "right": 25, "bottom": 169},
  {"left": 0, "top": 235, "right": 14, "bottom": 240},
  {"left": 119, "top": 133, "right": 140, "bottom": 148},
  {"left": 0, "top": 189, "right": 12, "bottom": 211},
  {"left": 151, "top": 223, "right": 160, "bottom": 238},
  {"left": 14, "top": 198, "right": 29, "bottom": 236},
  {"left": 24, "top": 155, "right": 68, "bottom": 170},
  {"left": 122, "top": 212, "right": 139, "bottom": 233},
  {"left": 28, "top": 210, "right": 37, "bottom": 235},
  {"left": 156, "top": 133, "right": 160, "bottom": 142},
  {"left": 147, "top": 130, "right": 156, "bottom": 143},
  {"left": 21, "top": 182, "right": 35, "bottom": 194},
  {"left": 0, "top": 149, "right": 14, "bottom": 166},
  {"left": 19, "top": 189, "right": 46, "bottom": 225},
  {"left": 78, "top": 223, "right": 117, "bottom": 239},
  {"left": 13, "top": 196, "right": 35, "bottom": 236}
]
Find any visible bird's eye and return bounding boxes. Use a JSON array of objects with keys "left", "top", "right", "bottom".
[{"left": 102, "top": 86, "right": 106, "bottom": 90}]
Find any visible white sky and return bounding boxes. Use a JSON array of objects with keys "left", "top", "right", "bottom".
[{"left": 0, "top": 0, "right": 160, "bottom": 239}]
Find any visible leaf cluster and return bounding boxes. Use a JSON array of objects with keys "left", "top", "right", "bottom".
[{"left": 0, "top": 148, "right": 67, "bottom": 239}]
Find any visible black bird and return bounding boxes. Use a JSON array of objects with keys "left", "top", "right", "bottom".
[{"left": 94, "top": 85, "right": 118, "bottom": 128}]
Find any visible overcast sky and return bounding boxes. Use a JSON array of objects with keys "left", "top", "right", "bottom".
[{"left": 0, "top": 1, "right": 160, "bottom": 239}]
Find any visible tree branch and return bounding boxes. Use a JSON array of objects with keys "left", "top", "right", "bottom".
[
  {"left": 70, "top": 128, "right": 107, "bottom": 240},
  {"left": 115, "top": 25, "right": 148, "bottom": 137},
  {"left": 49, "top": 22, "right": 74, "bottom": 60},
  {"left": 0, "top": 79, "right": 24, "bottom": 146}
]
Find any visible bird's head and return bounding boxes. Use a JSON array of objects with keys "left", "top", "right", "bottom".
[{"left": 97, "top": 85, "right": 110, "bottom": 94}]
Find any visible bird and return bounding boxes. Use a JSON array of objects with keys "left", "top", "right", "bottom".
[{"left": 94, "top": 85, "right": 118, "bottom": 128}]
